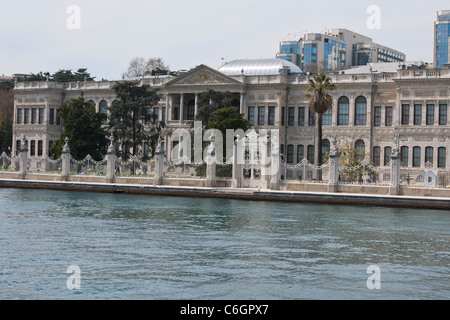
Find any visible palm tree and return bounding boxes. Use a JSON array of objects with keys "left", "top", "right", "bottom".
[{"left": 305, "top": 73, "right": 336, "bottom": 181}]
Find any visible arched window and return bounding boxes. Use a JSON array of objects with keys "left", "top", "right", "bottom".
[
  {"left": 355, "top": 96, "right": 367, "bottom": 126},
  {"left": 384, "top": 146, "right": 392, "bottom": 166},
  {"left": 338, "top": 96, "right": 349, "bottom": 126},
  {"left": 307, "top": 145, "right": 314, "bottom": 163},
  {"left": 88, "top": 100, "right": 95, "bottom": 107},
  {"left": 99, "top": 100, "right": 108, "bottom": 125},
  {"left": 373, "top": 147, "right": 381, "bottom": 166},
  {"left": 30, "top": 140, "right": 36, "bottom": 156},
  {"left": 413, "top": 147, "right": 421, "bottom": 167},
  {"left": 355, "top": 140, "right": 365, "bottom": 161},
  {"left": 38, "top": 140, "right": 43, "bottom": 156},
  {"left": 425, "top": 147, "right": 433, "bottom": 165}
]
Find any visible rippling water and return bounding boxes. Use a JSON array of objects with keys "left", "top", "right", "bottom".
[{"left": 0, "top": 188, "right": 449, "bottom": 300}]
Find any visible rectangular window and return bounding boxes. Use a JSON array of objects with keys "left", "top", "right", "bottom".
[
  {"left": 56, "top": 110, "right": 61, "bottom": 125},
  {"left": 401, "top": 104, "right": 409, "bottom": 125},
  {"left": 38, "top": 108, "right": 44, "bottom": 124},
  {"left": 374, "top": 107, "right": 381, "bottom": 127},
  {"left": 297, "top": 145, "right": 304, "bottom": 162},
  {"left": 288, "top": 107, "right": 295, "bottom": 126},
  {"left": 173, "top": 107, "right": 179, "bottom": 121},
  {"left": 322, "top": 108, "right": 332, "bottom": 126},
  {"left": 258, "top": 107, "right": 265, "bottom": 125},
  {"left": 248, "top": 106, "right": 255, "bottom": 125},
  {"left": 281, "top": 107, "right": 285, "bottom": 126},
  {"left": 24, "top": 108, "right": 29, "bottom": 124},
  {"left": 17, "top": 108, "right": 22, "bottom": 124},
  {"left": 401, "top": 146, "right": 409, "bottom": 167},
  {"left": 439, "top": 104, "right": 447, "bottom": 125},
  {"left": 308, "top": 110, "right": 315, "bottom": 126},
  {"left": 425, "top": 147, "right": 433, "bottom": 165},
  {"left": 426, "top": 104, "right": 434, "bottom": 125},
  {"left": 154, "top": 107, "right": 160, "bottom": 123},
  {"left": 413, "top": 104, "right": 422, "bottom": 125},
  {"left": 268, "top": 106, "right": 275, "bottom": 125},
  {"left": 338, "top": 104, "right": 349, "bottom": 126},
  {"left": 413, "top": 147, "right": 421, "bottom": 167},
  {"left": 385, "top": 107, "right": 393, "bottom": 126},
  {"left": 31, "top": 108, "right": 37, "bottom": 124},
  {"left": 373, "top": 147, "right": 380, "bottom": 166},
  {"left": 49, "top": 108, "right": 54, "bottom": 125},
  {"left": 162, "top": 107, "right": 166, "bottom": 123},
  {"left": 30, "top": 140, "right": 36, "bottom": 156},
  {"left": 287, "top": 145, "right": 294, "bottom": 163},
  {"left": 438, "top": 147, "right": 446, "bottom": 168},
  {"left": 307, "top": 145, "right": 314, "bottom": 163},
  {"left": 38, "top": 140, "right": 43, "bottom": 156},
  {"left": 298, "top": 107, "right": 305, "bottom": 126},
  {"left": 384, "top": 147, "right": 392, "bottom": 166}
]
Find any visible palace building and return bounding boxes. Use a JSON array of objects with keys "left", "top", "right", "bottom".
[{"left": 12, "top": 58, "right": 450, "bottom": 179}]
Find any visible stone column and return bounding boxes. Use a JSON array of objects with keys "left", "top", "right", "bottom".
[
  {"left": 240, "top": 92, "right": 245, "bottom": 114},
  {"left": 165, "top": 94, "right": 170, "bottom": 123},
  {"left": 61, "top": 137, "right": 71, "bottom": 181},
  {"left": 154, "top": 137, "right": 164, "bottom": 186},
  {"left": 179, "top": 93, "right": 184, "bottom": 124},
  {"left": 106, "top": 135, "right": 116, "bottom": 183},
  {"left": 194, "top": 93, "right": 199, "bottom": 117},
  {"left": 389, "top": 136, "right": 401, "bottom": 195},
  {"left": 18, "top": 136, "right": 28, "bottom": 179},
  {"left": 327, "top": 138, "right": 339, "bottom": 193},
  {"left": 205, "top": 137, "right": 216, "bottom": 188}
]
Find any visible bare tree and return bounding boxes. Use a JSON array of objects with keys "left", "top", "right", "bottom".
[
  {"left": 123, "top": 57, "right": 147, "bottom": 78},
  {"left": 145, "top": 58, "right": 169, "bottom": 75}
]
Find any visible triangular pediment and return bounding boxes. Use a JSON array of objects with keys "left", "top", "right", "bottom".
[{"left": 164, "top": 65, "right": 242, "bottom": 87}]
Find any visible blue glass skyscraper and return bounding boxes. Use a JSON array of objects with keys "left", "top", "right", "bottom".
[{"left": 435, "top": 10, "right": 450, "bottom": 69}]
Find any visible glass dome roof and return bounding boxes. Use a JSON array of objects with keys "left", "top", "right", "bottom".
[{"left": 219, "top": 58, "right": 303, "bottom": 76}]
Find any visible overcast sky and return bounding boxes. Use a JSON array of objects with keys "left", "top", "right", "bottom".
[{"left": 0, "top": 0, "right": 448, "bottom": 80}]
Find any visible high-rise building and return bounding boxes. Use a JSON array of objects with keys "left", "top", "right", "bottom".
[
  {"left": 434, "top": 10, "right": 450, "bottom": 69},
  {"left": 277, "top": 28, "right": 406, "bottom": 73}
]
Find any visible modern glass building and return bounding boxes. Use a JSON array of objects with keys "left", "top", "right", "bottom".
[
  {"left": 277, "top": 29, "right": 405, "bottom": 72},
  {"left": 435, "top": 10, "right": 450, "bottom": 69}
]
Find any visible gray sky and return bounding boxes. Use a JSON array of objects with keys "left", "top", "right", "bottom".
[{"left": 0, "top": 0, "right": 448, "bottom": 80}]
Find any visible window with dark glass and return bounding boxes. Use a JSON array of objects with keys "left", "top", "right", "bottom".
[
  {"left": 338, "top": 97, "right": 349, "bottom": 125},
  {"left": 307, "top": 145, "right": 314, "bottom": 163},
  {"left": 38, "top": 141, "right": 43, "bottom": 156},
  {"left": 258, "top": 106, "right": 265, "bottom": 125},
  {"left": 162, "top": 107, "right": 166, "bottom": 123},
  {"left": 154, "top": 107, "right": 160, "bottom": 123},
  {"left": 439, "top": 104, "right": 447, "bottom": 125},
  {"left": 401, "top": 146, "right": 409, "bottom": 167},
  {"left": 425, "top": 147, "right": 433, "bottom": 165},
  {"left": 413, "top": 147, "right": 421, "bottom": 167},
  {"left": 24, "top": 108, "right": 29, "bottom": 124},
  {"left": 322, "top": 140, "right": 330, "bottom": 161},
  {"left": 374, "top": 107, "right": 381, "bottom": 126},
  {"left": 373, "top": 146, "right": 380, "bottom": 166},
  {"left": 384, "top": 146, "right": 392, "bottom": 166},
  {"left": 355, "top": 96, "right": 367, "bottom": 126},
  {"left": 16, "top": 140, "right": 20, "bottom": 155},
  {"left": 56, "top": 110, "right": 61, "bottom": 125},
  {"left": 281, "top": 107, "right": 285, "bottom": 126},
  {"left": 49, "top": 108, "right": 54, "bottom": 125},
  {"left": 99, "top": 100, "right": 108, "bottom": 125},
  {"left": 248, "top": 106, "right": 255, "bottom": 125},
  {"left": 187, "top": 101, "right": 195, "bottom": 120},
  {"left": 308, "top": 110, "right": 315, "bottom": 126},
  {"left": 30, "top": 140, "right": 36, "bottom": 156},
  {"left": 322, "top": 108, "right": 332, "bottom": 126},
  {"left": 401, "top": 104, "right": 409, "bottom": 125},
  {"left": 31, "top": 108, "right": 36, "bottom": 124},
  {"left": 438, "top": 147, "right": 446, "bottom": 168},
  {"left": 355, "top": 140, "right": 365, "bottom": 161},
  {"left": 173, "top": 107, "right": 179, "bottom": 121},
  {"left": 426, "top": 104, "right": 434, "bottom": 125},
  {"left": 287, "top": 145, "right": 294, "bottom": 163},
  {"left": 17, "top": 108, "right": 22, "bottom": 124},
  {"left": 414, "top": 104, "right": 422, "bottom": 125},
  {"left": 297, "top": 145, "right": 304, "bottom": 162},
  {"left": 288, "top": 107, "right": 295, "bottom": 126},
  {"left": 268, "top": 106, "right": 275, "bottom": 125},
  {"left": 38, "top": 108, "right": 44, "bottom": 124},
  {"left": 298, "top": 107, "right": 305, "bottom": 126},
  {"left": 385, "top": 107, "right": 393, "bottom": 126}
]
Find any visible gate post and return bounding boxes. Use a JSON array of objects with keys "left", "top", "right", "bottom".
[
  {"left": 327, "top": 138, "right": 339, "bottom": 193},
  {"left": 389, "top": 137, "right": 401, "bottom": 195},
  {"left": 205, "top": 137, "right": 216, "bottom": 188},
  {"left": 106, "top": 135, "right": 116, "bottom": 183},
  {"left": 18, "top": 135, "right": 28, "bottom": 179},
  {"left": 61, "top": 137, "right": 71, "bottom": 181},
  {"left": 232, "top": 135, "right": 243, "bottom": 188},
  {"left": 154, "top": 137, "right": 164, "bottom": 186}
]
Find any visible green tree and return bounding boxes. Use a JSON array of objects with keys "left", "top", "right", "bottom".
[
  {"left": 0, "top": 88, "right": 14, "bottom": 153},
  {"left": 195, "top": 90, "right": 239, "bottom": 128},
  {"left": 109, "top": 81, "right": 162, "bottom": 159},
  {"left": 335, "top": 141, "right": 374, "bottom": 183},
  {"left": 304, "top": 73, "right": 336, "bottom": 181},
  {"left": 50, "top": 97, "right": 108, "bottom": 160}
]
